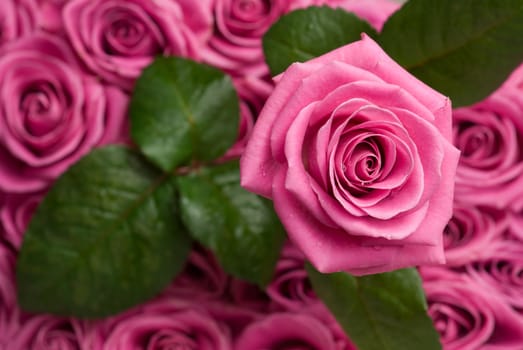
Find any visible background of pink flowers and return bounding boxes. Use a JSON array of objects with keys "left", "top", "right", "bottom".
[{"left": 1, "top": 0, "right": 523, "bottom": 349}]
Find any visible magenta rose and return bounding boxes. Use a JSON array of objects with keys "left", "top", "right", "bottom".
[
  {"left": 453, "top": 89, "right": 523, "bottom": 209},
  {"left": 88, "top": 298, "right": 232, "bottom": 350},
  {"left": 63, "top": 0, "right": 212, "bottom": 90},
  {"left": 0, "top": 33, "right": 128, "bottom": 193},
  {"left": 267, "top": 242, "right": 319, "bottom": 311},
  {"left": 443, "top": 203, "right": 506, "bottom": 266},
  {"left": 0, "top": 0, "right": 39, "bottom": 46},
  {"left": 235, "top": 312, "right": 351, "bottom": 350},
  {"left": 0, "top": 191, "right": 43, "bottom": 250},
  {"left": 204, "top": 0, "right": 319, "bottom": 78},
  {"left": 241, "top": 35, "right": 460, "bottom": 274},
  {"left": 164, "top": 245, "right": 229, "bottom": 300},
  {"left": 465, "top": 241, "right": 523, "bottom": 313},
  {"left": 9, "top": 316, "right": 90, "bottom": 350},
  {"left": 421, "top": 267, "right": 523, "bottom": 350}
]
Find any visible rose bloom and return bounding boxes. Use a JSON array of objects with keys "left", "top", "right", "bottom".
[
  {"left": 63, "top": 0, "right": 213, "bottom": 90},
  {"left": 453, "top": 87, "right": 523, "bottom": 210},
  {"left": 0, "top": 0, "right": 39, "bottom": 46},
  {"left": 442, "top": 203, "right": 506, "bottom": 266},
  {"left": 0, "top": 33, "right": 128, "bottom": 194},
  {"left": 266, "top": 242, "right": 319, "bottom": 312},
  {"left": 241, "top": 35, "right": 460, "bottom": 274},
  {"left": 421, "top": 267, "right": 523, "bottom": 350},
  {"left": 324, "top": 0, "right": 400, "bottom": 31},
  {"left": 465, "top": 240, "right": 523, "bottom": 313},
  {"left": 9, "top": 315, "right": 90, "bottom": 350},
  {"left": 235, "top": 312, "right": 355, "bottom": 350},
  {"left": 87, "top": 298, "right": 232, "bottom": 349}
]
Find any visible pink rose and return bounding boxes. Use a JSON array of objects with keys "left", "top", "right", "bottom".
[
  {"left": 465, "top": 241, "right": 523, "bottom": 313},
  {"left": 443, "top": 203, "right": 506, "bottom": 266},
  {"left": 235, "top": 312, "right": 349, "bottom": 350},
  {"left": 0, "top": 33, "right": 128, "bottom": 193},
  {"left": 421, "top": 267, "right": 523, "bottom": 350},
  {"left": 267, "top": 242, "right": 319, "bottom": 311},
  {"left": 453, "top": 89, "right": 523, "bottom": 209},
  {"left": 204, "top": 0, "right": 318, "bottom": 78},
  {"left": 0, "top": 0, "right": 39, "bottom": 46},
  {"left": 163, "top": 245, "right": 228, "bottom": 300},
  {"left": 0, "top": 191, "right": 43, "bottom": 250},
  {"left": 0, "top": 243, "right": 19, "bottom": 347},
  {"left": 9, "top": 315, "right": 90, "bottom": 350},
  {"left": 89, "top": 299, "right": 232, "bottom": 350},
  {"left": 241, "top": 35, "right": 460, "bottom": 274},
  {"left": 63, "top": 0, "right": 212, "bottom": 90}
]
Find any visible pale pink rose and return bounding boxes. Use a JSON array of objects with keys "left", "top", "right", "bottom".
[
  {"left": 267, "top": 242, "right": 319, "bottom": 311},
  {"left": 465, "top": 241, "right": 523, "bottom": 313},
  {"left": 421, "top": 267, "right": 523, "bottom": 350},
  {"left": 233, "top": 76, "right": 274, "bottom": 114},
  {"left": 0, "top": 191, "right": 44, "bottom": 250},
  {"left": 453, "top": 89, "right": 523, "bottom": 210},
  {"left": 0, "top": 33, "right": 128, "bottom": 193},
  {"left": 88, "top": 298, "right": 232, "bottom": 350},
  {"left": 63, "top": 0, "right": 213, "bottom": 90},
  {"left": 443, "top": 203, "right": 506, "bottom": 266},
  {"left": 163, "top": 245, "right": 229, "bottom": 300},
  {"left": 241, "top": 35, "right": 460, "bottom": 274},
  {"left": 0, "top": 243, "right": 19, "bottom": 347},
  {"left": 235, "top": 312, "right": 344, "bottom": 350},
  {"left": 0, "top": 0, "right": 39, "bottom": 46},
  {"left": 9, "top": 315, "right": 91, "bottom": 350}
]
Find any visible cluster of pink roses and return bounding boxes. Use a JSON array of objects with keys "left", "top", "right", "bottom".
[{"left": 1, "top": 0, "right": 523, "bottom": 349}]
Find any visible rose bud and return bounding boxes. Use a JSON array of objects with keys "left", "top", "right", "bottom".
[{"left": 241, "top": 35, "right": 460, "bottom": 274}]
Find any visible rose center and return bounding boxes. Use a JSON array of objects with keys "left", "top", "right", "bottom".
[
  {"left": 20, "top": 82, "right": 63, "bottom": 137},
  {"left": 231, "top": 0, "right": 270, "bottom": 21},
  {"left": 428, "top": 303, "right": 475, "bottom": 343},
  {"left": 103, "top": 11, "right": 160, "bottom": 56}
]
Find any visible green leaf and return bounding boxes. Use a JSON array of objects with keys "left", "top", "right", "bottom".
[
  {"left": 130, "top": 56, "right": 240, "bottom": 171},
  {"left": 263, "top": 6, "right": 377, "bottom": 76},
  {"left": 177, "top": 161, "right": 285, "bottom": 286},
  {"left": 378, "top": 0, "right": 523, "bottom": 107},
  {"left": 17, "top": 146, "right": 191, "bottom": 318},
  {"left": 307, "top": 265, "right": 441, "bottom": 350}
]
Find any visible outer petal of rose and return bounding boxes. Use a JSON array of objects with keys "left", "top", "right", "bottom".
[
  {"left": 240, "top": 63, "right": 313, "bottom": 198},
  {"left": 234, "top": 313, "right": 337, "bottom": 350},
  {"left": 328, "top": 0, "right": 401, "bottom": 31},
  {"left": 304, "top": 35, "right": 452, "bottom": 138},
  {"left": 97, "top": 86, "right": 129, "bottom": 145},
  {"left": 273, "top": 170, "right": 444, "bottom": 274}
]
